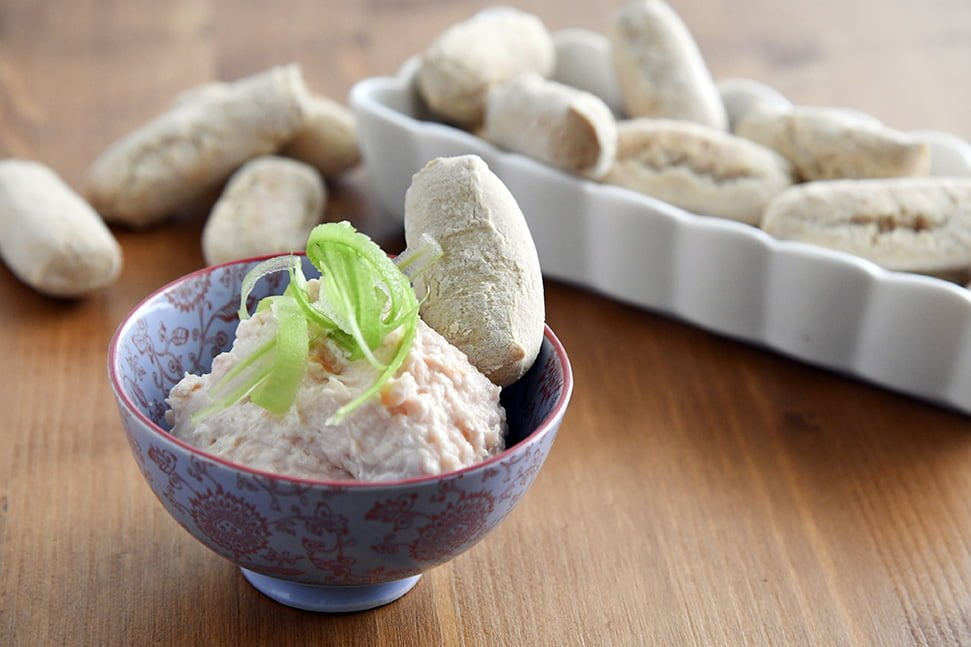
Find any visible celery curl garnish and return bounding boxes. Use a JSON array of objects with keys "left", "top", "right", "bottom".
[{"left": 193, "top": 221, "right": 431, "bottom": 425}]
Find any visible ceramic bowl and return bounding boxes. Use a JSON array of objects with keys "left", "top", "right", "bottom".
[
  {"left": 107, "top": 256, "right": 573, "bottom": 613},
  {"left": 349, "top": 30, "right": 971, "bottom": 415}
]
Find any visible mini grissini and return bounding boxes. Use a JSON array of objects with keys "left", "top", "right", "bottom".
[
  {"left": 202, "top": 156, "right": 325, "bottom": 266},
  {"left": 280, "top": 94, "right": 360, "bottom": 177},
  {"left": 416, "top": 7, "right": 555, "bottom": 129},
  {"left": 609, "top": 0, "right": 727, "bottom": 130},
  {"left": 0, "top": 160, "right": 121, "bottom": 297},
  {"left": 762, "top": 178, "right": 971, "bottom": 273},
  {"left": 603, "top": 119, "right": 793, "bottom": 224},
  {"left": 735, "top": 104, "right": 931, "bottom": 181},
  {"left": 404, "top": 155, "right": 545, "bottom": 387},
  {"left": 85, "top": 65, "right": 309, "bottom": 228},
  {"left": 482, "top": 74, "right": 617, "bottom": 179}
]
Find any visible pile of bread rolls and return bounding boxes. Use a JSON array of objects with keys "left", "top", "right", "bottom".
[
  {"left": 0, "top": 65, "right": 359, "bottom": 298},
  {"left": 413, "top": 2, "right": 971, "bottom": 284}
]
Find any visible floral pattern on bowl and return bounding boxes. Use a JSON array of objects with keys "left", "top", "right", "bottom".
[{"left": 108, "top": 256, "right": 573, "bottom": 609}]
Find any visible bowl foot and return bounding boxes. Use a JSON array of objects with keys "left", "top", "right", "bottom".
[{"left": 240, "top": 568, "right": 422, "bottom": 613}]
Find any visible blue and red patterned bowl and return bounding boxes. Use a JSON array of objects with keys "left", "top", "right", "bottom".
[{"left": 107, "top": 256, "right": 572, "bottom": 612}]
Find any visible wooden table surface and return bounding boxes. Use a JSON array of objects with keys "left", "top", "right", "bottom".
[{"left": 2, "top": 1, "right": 971, "bottom": 645}]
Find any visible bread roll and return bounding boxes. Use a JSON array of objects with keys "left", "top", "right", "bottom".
[
  {"left": 604, "top": 119, "right": 793, "bottom": 223},
  {"left": 762, "top": 178, "right": 971, "bottom": 272},
  {"left": 609, "top": 0, "right": 727, "bottom": 129},
  {"left": 483, "top": 74, "right": 617, "bottom": 179},
  {"left": 736, "top": 104, "right": 930, "bottom": 181},
  {"left": 404, "top": 155, "right": 544, "bottom": 386},
  {"left": 416, "top": 7, "right": 554, "bottom": 129},
  {"left": 86, "top": 65, "right": 308, "bottom": 228},
  {"left": 552, "top": 29, "right": 623, "bottom": 113},
  {"left": 281, "top": 94, "right": 360, "bottom": 177},
  {"left": 202, "top": 156, "right": 325, "bottom": 266},
  {"left": 173, "top": 82, "right": 360, "bottom": 178},
  {"left": 0, "top": 160, "right": 122, "bottom": 297}
]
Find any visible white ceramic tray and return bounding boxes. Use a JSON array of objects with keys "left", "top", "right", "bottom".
[{"left": 349, "top": 31, "right": 971, "bottom": 415}]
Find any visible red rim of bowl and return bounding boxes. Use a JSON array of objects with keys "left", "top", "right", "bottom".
[{"left": 107, "top": 253, "right": 574, "bottom": 489}]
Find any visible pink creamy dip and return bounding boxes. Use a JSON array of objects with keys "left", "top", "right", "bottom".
[{"left": 166, "top": 288, "right": 507, "bottom": 482}]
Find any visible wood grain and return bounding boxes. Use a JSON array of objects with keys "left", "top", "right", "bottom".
[{"left": 1, "top": 1, "right": 970, "bottom": 645}]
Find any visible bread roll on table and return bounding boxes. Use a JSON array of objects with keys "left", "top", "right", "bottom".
[
  {"left": 202, "top": 156, "right": 325, "bottom": 266},
  {"left": 86, "top": 65, "right": 309, "bottom": 228},
  {"left": 0, "top": 160, "right": 122, "bottom": 297}
]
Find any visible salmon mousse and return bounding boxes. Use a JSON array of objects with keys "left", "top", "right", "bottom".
[
  {"left": 166, "top": 287, "right": 506, "bottom": 481},
  {"left": 164, "top": 219, "right": 511, "bottom": 481}
]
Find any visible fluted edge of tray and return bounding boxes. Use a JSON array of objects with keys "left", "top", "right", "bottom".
[{"left": 349, "top": 48, "right": 971, "bottom": 416}]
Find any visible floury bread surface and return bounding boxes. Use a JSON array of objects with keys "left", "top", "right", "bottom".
[
  {"left": 603, "top": 119, "right": 793, "bottom": 223},
  {"left": 482, "top": 74, "right": 617, "bottom": 179},
  {"left": 0, "top": 160, "right": 122, "bottom": 297},
  {"left": 172, "top": 82, "right": 361, "bottom": 177},
  {"left": 86, "top": 65, "right": 309, "bottom": 228},
  {"left": 202, "top": 156, "right": 325, "bottom": 266},
  {"left": 167, "top": 299, "right": 506, "bottom": 482},
  {"left": 735, "top": 104, "right": 930, "bottom": 181},
  {"left": 609, "top": 0, "right": 727, "bottom": 129},
  {"left": 404, "top": 156, "right": 545, "bottom": 387},
  {"left": 762, "top": 178, "right": 971, "bottom": 273},
  {"left": 416, "top": 7, "right": 554, "bottom": 129},
  {"left": 281, "top": 93, "right": 361, "bottom": 177}
]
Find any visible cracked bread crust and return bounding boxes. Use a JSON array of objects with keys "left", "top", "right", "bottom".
[
  {"left": 603, "top": 118, "right": 793, "bottom": 223},
  {"left": 404, "top": 155, "right": 545, "bottom": 387},
  {"left": 762, "top": 178, "right": 971, "bottom": 272},
  {"left": 736, "top": 104, "right": 931, "bottom": 181},
  {"left": 85, "top": 65, "right": 309, "bottom": 228}
]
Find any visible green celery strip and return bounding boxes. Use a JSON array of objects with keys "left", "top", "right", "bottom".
[
  {"left": 306, "top": 222, "right": 419, "bottom": 422},
  {"left": 286, "top": 262, "right": 355, "bottom": 352},
  {"left": 191, "top": 339, "right": 275, "bottom": 422},
  {"left": 249, "top": 297, "right": 309, "bottom": 415},
  {"left": 197, "top": 221, "right": 422, "bottom": 423},
  {"left": 238, "top": 256, "right": 299, "bottom": 320}
]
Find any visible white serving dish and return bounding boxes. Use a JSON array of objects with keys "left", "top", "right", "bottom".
[{"left": 349, "top": 31, "right": 971, "bottom": 415}]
